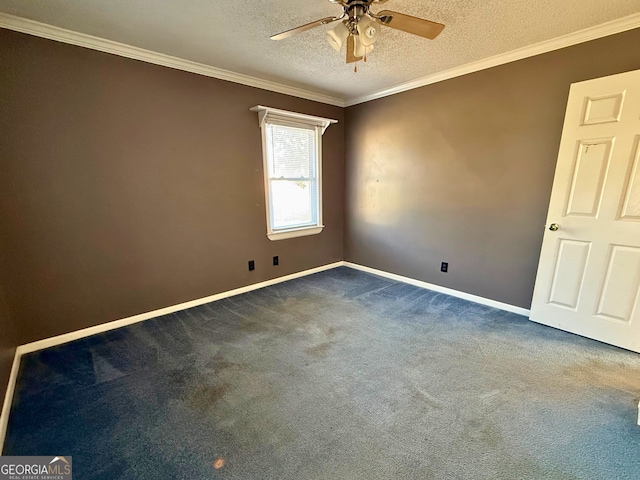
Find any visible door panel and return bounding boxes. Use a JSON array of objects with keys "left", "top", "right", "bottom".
[
  {"left": 565, "top": 139, "right": 613, "bottom": 217},
  {"left": 530, "top": 69, "right": 640, "bottom": 352},
  {"left": 581, "top": 91, "right": 625, "bottom": 125},
  {"left": 620, "top": 137, "right": 640, "bottom": 220},
  {"left": 548, "top": 240, "right": 590, "bottom": 309},
  {"left": 595, "top": 245, "right": 640, "bottom": 323}
]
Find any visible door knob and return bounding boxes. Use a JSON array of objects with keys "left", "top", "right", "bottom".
[{"left": 549, "top": 223, "right": 559, "bottom": 231}]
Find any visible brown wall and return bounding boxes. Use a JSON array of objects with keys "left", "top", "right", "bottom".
[
  {"left": 2, "top": 26, "right": 640, "bottom": 348},
  {"left": 0, "top": 278, "right": 18, "bottom": 415},
  {"left": 345, "top": 28, "right": 640, "bottom": 309},
  {"left": 0, "top": 30, "right": 344, "bottom": 344}
]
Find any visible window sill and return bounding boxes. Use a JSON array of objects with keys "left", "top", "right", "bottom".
[{"left": 267, "top": 226, "right": 324, "bottom": 241}]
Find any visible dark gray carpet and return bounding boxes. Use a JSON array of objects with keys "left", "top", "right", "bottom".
[{"left": 4, "top": 267, "right": 640, "bottom": 479}]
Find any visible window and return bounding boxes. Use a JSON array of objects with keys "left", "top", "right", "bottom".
[{"left": 251, "top": 106, "right": 337, "bottom": 241}]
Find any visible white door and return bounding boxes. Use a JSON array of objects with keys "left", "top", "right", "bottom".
[{"left": 530, "top": 69, "right": 640, "bottom": 352}]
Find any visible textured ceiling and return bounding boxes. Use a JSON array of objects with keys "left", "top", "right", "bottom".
[{"left": 0, "top": 0, "right": 639, "bottom": 101}]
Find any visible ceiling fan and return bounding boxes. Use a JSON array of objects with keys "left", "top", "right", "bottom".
[{"left": 270, "top": 0, "right": 445, "bottom": 67}]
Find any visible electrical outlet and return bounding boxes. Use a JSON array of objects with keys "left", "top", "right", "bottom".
[
  {"left": 248, "top": 260, "right": 255, "bottom": 271},
  {"left": 441, "top": 262, "right": 448, "bottom": 273},
  {"left": 273, "top": 256, "right": 279, "bottom": 266}
]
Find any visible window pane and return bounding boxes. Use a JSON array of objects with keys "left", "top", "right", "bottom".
[
  {"left": 267, "top": 124, "right": 316, "bottom": 179},
  {"left": 270, "top": 179, "right": 317, "bottom": 229}
]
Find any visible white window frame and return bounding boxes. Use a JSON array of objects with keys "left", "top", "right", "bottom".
[{"left": 251, "top": 105, "right": 337, "bottom": 241}]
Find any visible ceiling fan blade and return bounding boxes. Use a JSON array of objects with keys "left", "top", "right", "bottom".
[
  {"left": 376, "top": 10, "right": 444, "bottom": 39},
  {"left": 346, "top": 35, "right": 363, "bottom": 64},
  {"left": 271, "top": 17, "right": 338, "bottom": 40}
]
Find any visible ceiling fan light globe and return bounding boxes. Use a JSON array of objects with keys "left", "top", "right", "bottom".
[
  {"left": 326, "top": 22, "right": 349, "bottom": 52},
  {"left": 353, "top": 34, "right": 373, "bottom": 58},
  {"left": 357, "top": 16, "right": 379, "bottom": 46}
]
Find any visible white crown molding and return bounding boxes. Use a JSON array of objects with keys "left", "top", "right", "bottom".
[
  {"left": 0, "top": 13, "right": 346, "bottom": 108},
  {"left": 345, "top": 12, "right": 640, "bottom": 106},
  {"left": 2, "top": 12, "right": 639, "bottom": 108}
]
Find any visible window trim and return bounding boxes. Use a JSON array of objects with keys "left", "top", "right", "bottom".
[{"left": 251, "top": 105, "right": 337, "bottom": 241}]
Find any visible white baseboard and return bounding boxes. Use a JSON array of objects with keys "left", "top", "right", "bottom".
[
  {"left": 0, "top": 348, "right": 22, "bottom": 453},
  {"left": 0, "top": 261, "right": 345, "bottom": 450},
  {"left": 344, "top": 262, "right": 531, "bottom": 317},
  {"left": 10, "top": 260, "right": 528, "bottom": 357},
  {"left": 1, "top": 258, "right": 532, "bottom": 450},
  {"left": 18, "top": 261, "right": 345, "bottom": 355}
]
